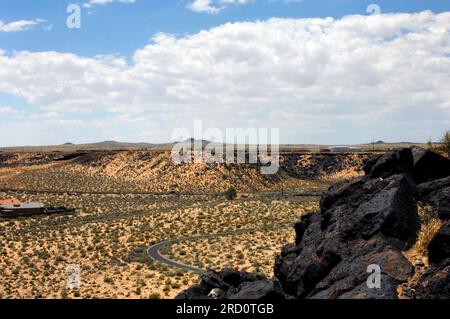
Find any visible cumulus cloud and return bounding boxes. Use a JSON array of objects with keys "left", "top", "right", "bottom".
[
  {"left": 187, "top": 0, "right": 301, "bottom": 14},
  {"left": 0, "top": 11, "right": 450, "bottom": 145},
  {"left": 187, "top": 0, "right": 254, "bottom": 14},
  {"left": 83, "top": 0, "right": 136, "bottom": 9},
  {"left": 0, "top": 19, "right": 44, "bottom": 32}
]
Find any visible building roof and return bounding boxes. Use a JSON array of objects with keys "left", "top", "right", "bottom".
[
  {"left": 0, "top": 199, "right": 22, "bottom": 206},
  {"left": 0, "top": 202, "right": 45, "bottom": 210}
]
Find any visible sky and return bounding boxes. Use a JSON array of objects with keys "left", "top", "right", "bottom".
[{"left": 0, "top": 0, "right": 449, "bottom": 146}]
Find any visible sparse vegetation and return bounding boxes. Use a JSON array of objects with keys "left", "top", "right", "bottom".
[
  {"left": 224, "top": 186, "right": 237, "bottom": 200},
  {"left": 412, "top": 203, "right": 443, "bottom": 256},
  {"left": 0, "top": 150, "right": 365, "bottom": 299},
  {"left": 440, "top": 130, "right": 450, "bottom": 155}
]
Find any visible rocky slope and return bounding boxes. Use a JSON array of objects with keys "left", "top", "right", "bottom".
[
  {"left": 177, "top": 147, "right": 450, "bottom": 299},
  {"left": 1, "top": 151, "right": 371, "bottom": 192}
]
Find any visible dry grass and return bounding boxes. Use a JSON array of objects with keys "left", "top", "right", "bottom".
[
  {"left": 412, "top": 203, "right": 443, "bottom": 256},
  {"left": 400, "top": 203, "right": 443, "bottom": 299},
  {"left": 0, "top": 152, "right": 324, "bottom": 299}
]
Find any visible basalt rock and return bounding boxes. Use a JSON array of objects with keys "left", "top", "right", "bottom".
[
  {"left": 427, "top": 221, "right": 450, "bottom": 265},
  {"left": 414, "top": 258, "right": 450, "bottom": 299},
  {"left": 411, "top": 147, "right": 450, "bottom": 183},
  {"left": 275, "top": 150, "right": 421, "bottom": 299},
  {"left": 178, "top": 147, "right": 449, "bottom": 299},
  {"left": 362, "top": 154, "right": 382, "bottom": 175},
  {"left": 228, "top": 280, "right": 284, "bottom": 300},
  {"left": 175, "top": 269, "right": 284, "bottom": 300},
  {"left": 367, "top": 148, "right": 413, "bottom": 179},
  {"left": 416, "top": 176, "right": 450, "bottom": 220}
]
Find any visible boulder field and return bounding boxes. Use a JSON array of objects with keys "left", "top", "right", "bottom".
[{"left": 177, "top": 147, "right": 450, "bottom": 299}]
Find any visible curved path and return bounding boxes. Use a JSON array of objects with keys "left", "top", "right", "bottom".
[
  {"left": 147, "top": 239, "right": 205, "bottom": 273},
  {"left": 147, "top": 223, "right": 293, "bottom": 274}
]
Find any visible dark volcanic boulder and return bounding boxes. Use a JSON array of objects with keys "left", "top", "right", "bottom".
[
  {"left": 362, "top": 154, "right": 382, "bottom": 175},
  {"left": 321, "top": 174, "right": 419, "bottom": 246},
  {"left": 275, "top": 172, "right": 418, "bottom": 299},
  {"left": 336, "top": 275, "right": 399, "bottom": 299},
  {"left": 411, "top": 147, "right": 450, "bottom": 183},
  {"left": 367, "top": 148, "right": 413, "bottom": 179},
  {"left": 416, "top": 176, "right": 450, "bottom": 220},
  {"left": 179, "top": 146, "right": 450, "bottom": 299},
  {"left": 228, "top": 280, "right": 284, "bottom": 300},
  {"left": 294, "top": 212, "right": 315, "bottom": 244},
  {"left": 175, "top": 269, "right": 283, "bottom": 300},
  {"left": 414, "top": 258, "right": 450, "bottom": 299},
  {"left": 428, "top": 221, "right": 450, "bottom": 265}
]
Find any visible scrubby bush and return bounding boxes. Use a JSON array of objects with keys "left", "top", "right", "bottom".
[
  {"left": 441, "top": 130, "right": 450, "bottom": 155},
  {"left": 148, "top": 292, "right": 161, "bottom": 299},
  {"left": 225, "top": 186, "right": 237, "bottom": 200},
  {"left": 412, "top": 203, "right": 443, "bottom": 255}
]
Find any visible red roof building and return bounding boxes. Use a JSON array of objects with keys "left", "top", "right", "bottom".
[{"left": 0, "top": 199, "right": 22, "bottom": 206}]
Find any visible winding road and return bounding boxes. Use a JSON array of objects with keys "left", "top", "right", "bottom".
[
  {"left": 147, "top": 239, "right": 205, "bottom": 273},
  {"left": 146, "top": 223, "right": 294, "bottom": 274}
]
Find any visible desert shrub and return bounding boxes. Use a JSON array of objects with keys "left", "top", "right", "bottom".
[
  {"left": 148, "top": 292, "right": 161, "bottom": 299},
  {"left": 171, "top": 283, "right": 180, "bottom": 289},
  {"left": 126, "top": 246, "right": 153, "bottom": 265},
  {"left": 103, "top": 276, "right": 113, "bottom": 283},
  {"left": 413, "top": 203, "right": 443, "bottom": 255},
  {"left": 224, "top": 186, "right": 237, "bottom": 200},
  {"left": 61, "top": 289, "right": 68, "bottom": 299},
  {"left": 441, "top": 130, "right": 450, "bottom": 155}
]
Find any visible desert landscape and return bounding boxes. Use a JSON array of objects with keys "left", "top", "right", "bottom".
[
  {"left": 1, "top": 2, "right": 450, "bottom": 304},
  {"left": 0, "top": 148, "right": 369, "bottom": 299},
  {"left": 1, "top": 144, "right": 449, "bottom": 299}
]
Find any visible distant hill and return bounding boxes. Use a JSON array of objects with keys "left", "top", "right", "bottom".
[
  {"left": 0, "top": 140, "right": 175, "bottom": 152},
  {"left": 367, "top": 140, "right": 421, "bottom": 145},
  {"left": 0, "top": 139, "right": 428, "bottom": 153}
]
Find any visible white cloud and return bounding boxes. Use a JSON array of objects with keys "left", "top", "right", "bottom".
[
  {"left": 0, "top": 106, "right": 14, "bottom": 114},
  {"left": 188, "top": 0, "right": 254, "bottom": 14},
  {"left": 83, "top": 0, "right": 136, "bottom": 8},
  {"left": 0, "top": 11, "right": 450, "bottom": 145},
  {"left": 188, "top": 0, "right": 221, "bottom": 14},
  {"left": 0, "top": 19, "right": 44, "bottom": 32},
  {"left": 187, "top": 0, "right": 300, "bottom": 14}
]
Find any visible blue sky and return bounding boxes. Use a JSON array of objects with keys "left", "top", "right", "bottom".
[
  {"left": 0, "top": 0, "right": 449, "bottom": 146},
  {"left": 1, "top": 0, "right": 448, "bottom": 58}
]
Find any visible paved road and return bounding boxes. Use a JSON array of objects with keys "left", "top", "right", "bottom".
[
  {"left": 147, "top": 239, "right": 205, "bottom": 273},
  {"left": 146, "top": 223, "right": 293, "bottom": 273}
]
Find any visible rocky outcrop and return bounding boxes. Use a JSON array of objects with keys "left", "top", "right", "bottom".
[
  {"left": 411, "top": 147, "right": 450, "bottom": 183},
  {"left": 365, "top": 148, "right": 413, "bottom": 179},
  {"left": 280, "top": 153, "right": 370, "bottom": 179},
  {"left": 274, "top": 147, "right": 449, "bottom": 299},
  {"left": 177, "top": 147, "right": 450, "bottom": 299},
  {"left": 275, "top": 174, "right": 417, "bottom": 299},
  {"left": 414, "top": 258, "right": 450, "bottom": 299},
  {"left": 416, "top": 177, "right": 450, "bottom": 220},
  {"left": 427, "top": 221, "right": 450, "bottom": 265},
  {"left": 176, "top": 269, "right": 284, "bottom": 300}
]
